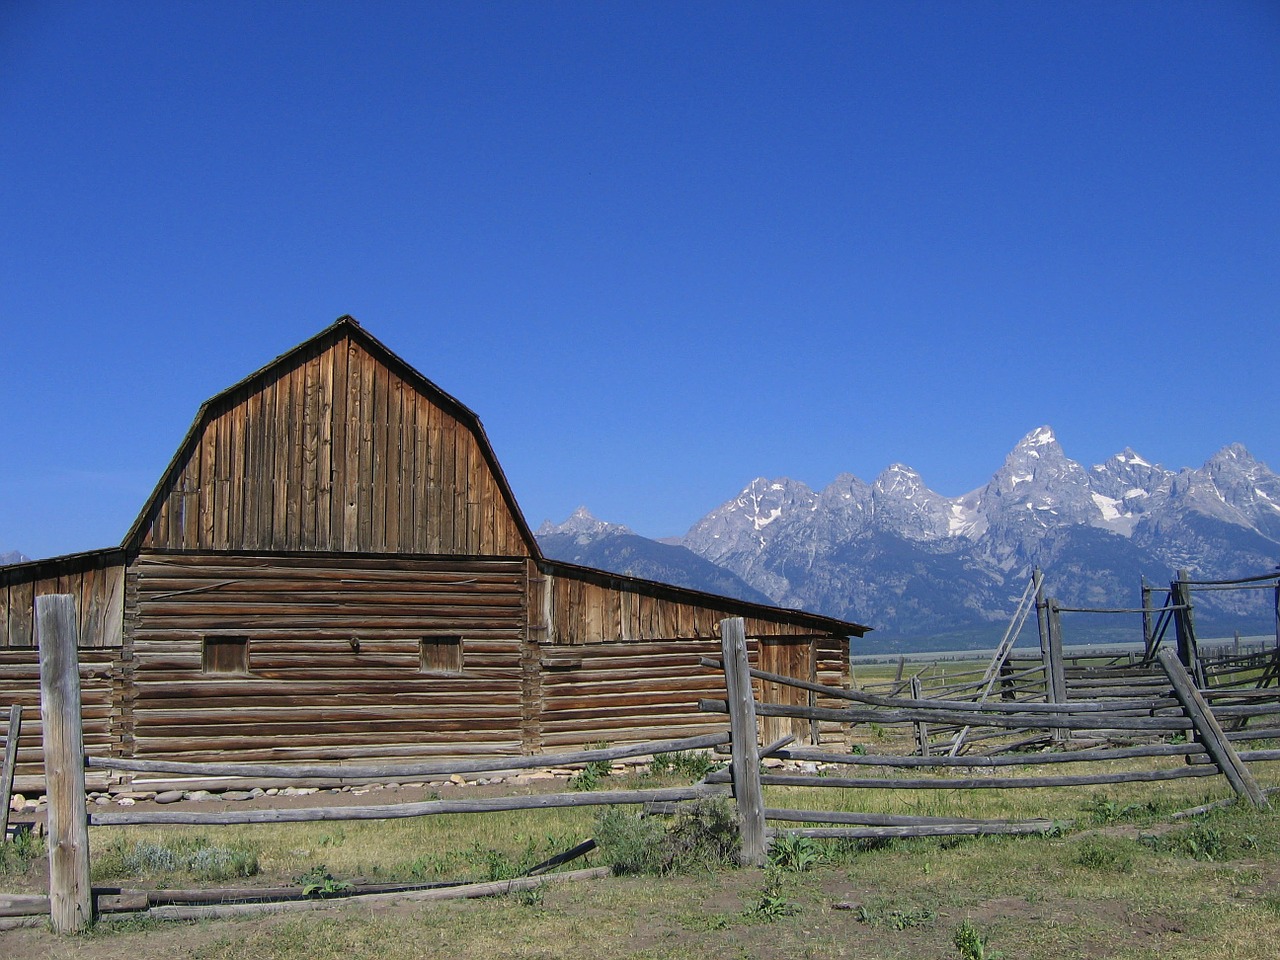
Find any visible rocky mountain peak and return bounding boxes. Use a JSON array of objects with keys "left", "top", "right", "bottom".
[{"left": 535, "top": 506, "right": 633, "bottom": 540}]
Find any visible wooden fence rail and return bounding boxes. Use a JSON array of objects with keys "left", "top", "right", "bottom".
[{"left": 26, "top": 601, "right": 1280, "bottom": 933}]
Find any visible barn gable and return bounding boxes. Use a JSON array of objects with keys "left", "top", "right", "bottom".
[{"left": 127, "top": 317, "right": 536, "bottom": 558}]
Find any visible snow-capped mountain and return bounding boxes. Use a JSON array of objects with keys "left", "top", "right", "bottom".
[
  {"left": 0, "top": 550, "right": 31, "bottom": 566},
  {"left": 678, "top": 427, "right": 1280, "bottom": 644},
  {"left": 536, "top": 508, "right": 774, "bottom": 606}
]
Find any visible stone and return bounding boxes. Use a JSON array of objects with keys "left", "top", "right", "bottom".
[
  {"left": 116, "top": 797, "right": 136, "bottom": 806},
  {"left": 155, "top": 791, "right": 184, "bottom": 804},
  {"left": 449, "top": 774, "right": 466, "bottom": 785},
  {"left": 8, "top": 794, "right": 24, "bottom": 812},
  {"left": 221, "top": 790, "right": 252, "bottom": 802}
]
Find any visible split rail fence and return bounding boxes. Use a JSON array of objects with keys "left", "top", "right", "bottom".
[{"left": 9, "top": 590, "right": 1280, "bottom": 932}]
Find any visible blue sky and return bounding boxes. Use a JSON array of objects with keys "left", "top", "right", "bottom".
[{"left": 3, "top": 2, "right": 1278, "bottom": 560}]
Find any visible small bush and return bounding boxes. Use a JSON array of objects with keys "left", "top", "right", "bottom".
[
  {"left": 94, "top": 835, "right": 259, "bottom": 882},
  {"left": 855, "top": 899, "right": 936, "bottom": 930},
  {"left": 1073, "top": 838, "right": 1134, "bottom": 873},
  {"left": 768, "top": 834, "right": 823, "bottom": 873},
  {"left": 744, "top": 869, "right": 797, "bottom": 922},
  {"left": 1143, "top": 823, "right": 1229, "bottom": 862},
  {"left": 954, "top": 919, "right": 1001, "bottom": 960},
  {"left": 595, "top": 798, "right": 739, "bottom": 875},
  {"left": 650, "top": 750, "right": 723, "bottom": 781},
  {"left": 1082, "top": 794, "right": 1158, "bottom": 825},
  {"left": 296, "top": 865, "right": 354, "bottom": 898},
  {"left": 0, "top": 829, "right": 44, "bottom": 875}
]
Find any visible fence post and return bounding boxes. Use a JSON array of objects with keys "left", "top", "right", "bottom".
[
  {"left": 720, "top": 617, "right": 766, "bottom": 867},
  {"left": 1, "top": 704, "right": 21, "bottom": 841},
  {"left": 38, "top": 594, "right": 93, "bottom": 932},
  {"left": 910, "top": 676, "right": 930, "bottom": 756},
  {"left": 1043, "top": 598, "right": 1069, "bottom": 742},
  {"left": 1157, "top": 648, "right": 1268, "bottom": 809},
  {"left": 1141, "top": 577, "right": 1153, "bottom": 658},
  {"left": 1172, "top": 569, "right": 1205, "bottom": 687}
]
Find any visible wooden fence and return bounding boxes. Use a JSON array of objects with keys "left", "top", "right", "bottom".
[{"left": 13, "top": 592, "right": 1280, "bottom": 931}]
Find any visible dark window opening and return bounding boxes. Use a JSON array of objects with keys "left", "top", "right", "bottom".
[
  {"left": 420, "top": 636, "right": 464, "bottom": 675},
  {"left": 203, "top": 636, "right": 249, "bottom": 675}
]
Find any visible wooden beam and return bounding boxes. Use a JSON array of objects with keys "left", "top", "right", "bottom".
[
  {"left": 1157, "top": 648, "right": 1268, "bottom": 808},
  {"left": 88, "top": 784, "right": 729, "bottom": 826},
  {"left": 38, "top": 595, "right": 92, "bottom": 932},
  {"left": 0, "top": 705, "right": 20, "bottom": 841},
  {"left": 720, "top": 618, "right": 765, "bottom": 867}
]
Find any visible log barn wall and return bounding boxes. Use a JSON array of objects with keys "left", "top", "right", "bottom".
[
  {"left": 531, "top": 563, "right": 851, "bottom": 749},
  {"left": 128, "top": 552, "right": 528, "bottom": 765},
  {"left": 0, "top": 649, "right": 118, "bottom": 793},
  {"left": 1, "top": 317, "right": 867, "bottom": 788}
]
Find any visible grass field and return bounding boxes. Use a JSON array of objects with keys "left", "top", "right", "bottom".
[{"left": 4, "top": 656, "right": 1279, "bottom": 958}]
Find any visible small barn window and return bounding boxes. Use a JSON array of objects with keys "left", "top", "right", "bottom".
[
  {"left": 203, "top": 636, "right": 249, "bottom": 675},
  {"left": 420, "top": 636, "right": 464, "bottom": 675}
]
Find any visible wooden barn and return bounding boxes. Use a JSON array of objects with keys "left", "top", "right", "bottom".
[{"left": 1, "top": 317, "right": 867, "bottom": 791}]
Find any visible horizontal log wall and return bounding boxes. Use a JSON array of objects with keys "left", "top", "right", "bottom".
[
  {"left": 0, "top": 559, "right": 124, "bottom": 649},
  {"left": 540, "top": 638, "right": 742, "bottom": 748},
  {"left": 129, "top": 552, "right": 528, "bottom": 765},
  {"left": 140, "top": 332, "right": 528, "bottom": 557},
  {"left": 0, "top": 649, "right": 118, "bottom": 792},
  {"left": 539, "top": 634, "right": 847, "bottom": 750}
]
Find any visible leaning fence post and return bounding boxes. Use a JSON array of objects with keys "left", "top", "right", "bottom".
[
  {"left": 38, "top": 594, "right": 93, "bottom": 932},
  {"left": 1157, "top": 648, "right": 1268, "bottom": 809},
  {"left": 720, "top": 617, "right": 766, "bottom": 867},
  {"left": 1, "top": 704, "right": 22, "bottom": 841}
]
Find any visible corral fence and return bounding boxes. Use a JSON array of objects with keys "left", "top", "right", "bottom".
[{"left": 10, "top": 585, "right": 1280, "bottom": 932}]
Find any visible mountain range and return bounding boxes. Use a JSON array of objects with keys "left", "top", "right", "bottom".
[{"left": 538, "top": 428, "right": 1280, "bottom": 651}]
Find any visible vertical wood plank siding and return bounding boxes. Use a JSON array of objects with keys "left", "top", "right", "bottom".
[
  {"left": 137, "top": 335, "right": 530, "bottom": 557},
  {"left": 129, "top": 553, "right": 527, "bottom": 762},
  {"left": 1, "top": 557, "right": 124, "bottom": 649},
  {"left": 542, "top": 569, "right": 838, "bottom": 645}
]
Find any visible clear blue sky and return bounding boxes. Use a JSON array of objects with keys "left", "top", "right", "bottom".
[{"left": 3, "top": 2, "right": 1278, "bottom": 560}]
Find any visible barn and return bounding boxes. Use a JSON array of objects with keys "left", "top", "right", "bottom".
[{"left": 1, "top": 317, "right": 867, "bottom": 791}]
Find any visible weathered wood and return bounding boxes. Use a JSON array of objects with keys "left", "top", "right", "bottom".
[
  {"left": 89, "top": 731, "right": 730, "bottom": 779},
  {"left": 700, "top": 658, "right": 1165, "bottom": 714},
  {"left": 1173, "top": 569, "right": 1205, "bottom": 685},
  {"left": 720, "top": 618, "right": 765, "bottom": 867},
  {"left": 0, "top": 704, "right": 20, "bottom": 840},
  {"left": 705, "top": 766, "right": 1218, "bottom": 790},
  {"left": 910, "top": 676, "right": 930, "bottom": 756},
  {"left": 38, "top": 595, "right": 92, "bottom": 932},
  {"left": 89, "top": 783, "right": 728, "bottom": 826},
  {"left": 777, "top": 741, "right": 1204, "bottom": 768},
  {"left": 1157, "top": 648, "right": 1268, "bottom": 808},
  {"left": 763, "top": 808, "right": 1059, "bottom": 830},
  {"left": 770, "top": 823, "right": 1057, "bottom": 839},
  {"left": 699, "top": 698, "right": 1194, "bottom": 732},
  {"left": 124, "top": 866, "right": 613, "bottom": 922}
]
